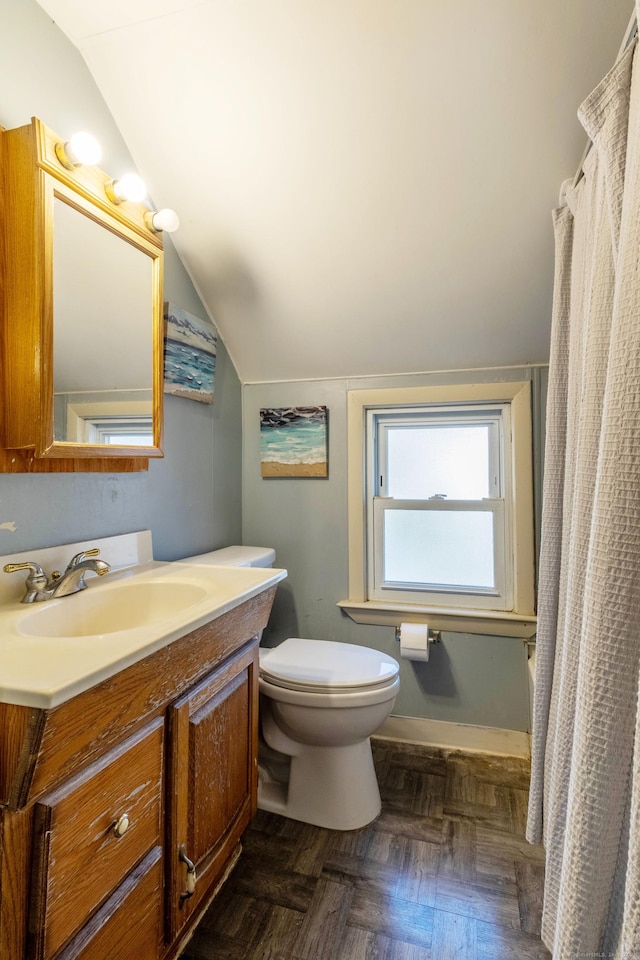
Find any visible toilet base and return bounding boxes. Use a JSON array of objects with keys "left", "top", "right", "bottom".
[{"left": 257, "top": 737, "right": 382, "bottom": 831}]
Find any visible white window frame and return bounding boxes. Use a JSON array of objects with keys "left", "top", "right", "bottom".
[
  {"left": 338, "top": 381, "right": 537, "bottom": 638},
  {"left": 64, "top": 401, "right": 152, "bottom": 444},
  {"left": 368, "top": 403, "right": 512, "bottom": 609}
]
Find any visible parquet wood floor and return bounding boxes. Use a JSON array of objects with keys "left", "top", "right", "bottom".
[{"left": 181, "top": 739, "right": 551, "bottom": 960}]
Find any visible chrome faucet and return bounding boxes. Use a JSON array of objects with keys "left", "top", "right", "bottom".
[{"left": 4, "top": 548, "right": 111, "bottom": 603}]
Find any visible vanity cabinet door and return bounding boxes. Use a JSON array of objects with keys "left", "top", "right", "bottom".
[
  {"left": 166, "top": 640, "right": 259, "bottom": 942},
  {"left": 28, "top": 718, "right": 164, "bottom": 960}
]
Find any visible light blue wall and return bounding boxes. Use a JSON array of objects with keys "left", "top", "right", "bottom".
[
  {"left": 0, "top": 0, "right": 242, "bottom": 560},
  {"left": 243, "top": 366, "right": 546, "bottom": 732},
  {"left": 3, "top": 0, "right": 545, "bottom": 733}
]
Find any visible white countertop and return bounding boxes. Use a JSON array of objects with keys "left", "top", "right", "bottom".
[{"left": 0, "top": 533, "right": 286, "bottom": 709}]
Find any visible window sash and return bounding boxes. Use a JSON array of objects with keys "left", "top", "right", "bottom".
[
  {"left": 374, "top": 407, "right": 505, "bottom": 501},
  {"left": 370, "top": 404, "right": 508, "bottom": 497},
  {"left": 371, "top": 497, "right": 510, "bottom": 608}
]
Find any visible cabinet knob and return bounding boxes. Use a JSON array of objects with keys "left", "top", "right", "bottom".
[{"left": 113, "top": 813, "right": 130, "bottom": 838}]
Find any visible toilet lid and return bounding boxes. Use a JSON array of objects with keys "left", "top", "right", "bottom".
[{"left": 259, "top": 638, "right": 399, "bottom": 692}]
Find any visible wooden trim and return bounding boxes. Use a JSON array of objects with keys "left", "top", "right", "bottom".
[
  {"left": 249, "top": 644, "right": 259, "bottom": 818},
  {"left": 35, "top": 120, "right": 161, "bottom": 249},
  {"left": 0, "top": 451, "right": 149, "bottom": 473},
  {"left": 26, "top": 803, "right": 51, "bottom": 960},
  {"left": 2, "top": 122, "right": 42, "bottom": 447},
  {"left": 0, "top": 805, "right": 35, "bottom": 960},
  {"left": 0, "top": 704, "right": 47, "bottom": 808},
  {"left": 36, "top": 178, "right": 163, "bottom": 461},
  {"left": 164, "top": 692, "right": 189, "bottom": 945}
]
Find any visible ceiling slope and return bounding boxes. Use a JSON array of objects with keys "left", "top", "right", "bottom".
[{"left": 37, "top": 1, "right": 633, "bottom": 382}]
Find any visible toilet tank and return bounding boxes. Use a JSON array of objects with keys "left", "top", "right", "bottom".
[
  {"left": 182, "top": 545, "right": 275, "bottom": 568},
  {"left": 181, "top": 546, "right": 276, "bottom": 647}
]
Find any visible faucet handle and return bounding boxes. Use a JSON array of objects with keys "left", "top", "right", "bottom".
[
  {"left": 4, "top": 561, "right": 46, "bottom": 578},
  {"left": 67, "top": 548, "right": 100, "bottom": 568},
  {"left": 4, "top": 562, "right": 49, "bottom": 601}
]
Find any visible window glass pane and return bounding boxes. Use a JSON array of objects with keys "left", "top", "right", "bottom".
[
  {"left": 387, "top": 425, "right": 490, "bottom": 499},
  {"left": 101, "top": 433, "right": 152, "bottom": 446},
  {"left": 383, "top": 509, "right": 495, "bottom": 589}
]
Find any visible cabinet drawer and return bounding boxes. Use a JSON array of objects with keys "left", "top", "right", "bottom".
[
  {"left": 55, "top": 847, "right": 163, "bottom": 960},
  {"left": 29, "top": 719, "right": 164, "bottom": 960}
]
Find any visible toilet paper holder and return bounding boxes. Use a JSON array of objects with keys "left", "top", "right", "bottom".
[{"left": 394, "top": 626, "right": 441, "bottom": 645}]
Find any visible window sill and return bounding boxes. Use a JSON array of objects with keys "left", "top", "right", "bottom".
[{"left": 337, "top": 600, "right": 537, "bottom": 638}]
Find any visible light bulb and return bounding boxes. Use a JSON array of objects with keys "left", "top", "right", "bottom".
[
  {"left": 55, "top": 131, "right": 102, "bottom": 169},
  {"left": 145, "top": 208, "right": 180, "bottom": 233},
  {"left": 68, "top": 132, "right": 102, "bottom": 165},
  {"left": 115, "top": 173, "right": 147, "bottom": 202},
  {"left": 105, "top": 173, "right": 147, "bottom": 204}
]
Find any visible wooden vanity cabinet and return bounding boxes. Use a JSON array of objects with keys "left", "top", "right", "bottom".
[{"left": 0, "top": 586, "right": 276, "bottom": 960}]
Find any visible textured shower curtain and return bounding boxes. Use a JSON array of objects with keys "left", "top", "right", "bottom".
[{"left": 526, "top": 22, "right": 640, "bottom": 959}]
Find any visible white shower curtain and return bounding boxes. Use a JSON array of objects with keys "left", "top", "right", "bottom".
[{"left": 526, "top": 23, "right": 640, "bottom": 958}]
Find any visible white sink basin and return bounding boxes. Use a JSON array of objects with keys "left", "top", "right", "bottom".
[
  {"left": 18, "top": 580, "right": 208, "bottom": 638},
  {"left": 0, "top": 538, "right": 287, "bottom": 710}
]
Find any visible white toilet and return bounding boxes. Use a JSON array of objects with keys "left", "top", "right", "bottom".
[
  {"left": 182, "top": 545, "right": 400, "bottom": 831},
  {"left": 259, "top": 637, "right": 399, "bottom": 830}
]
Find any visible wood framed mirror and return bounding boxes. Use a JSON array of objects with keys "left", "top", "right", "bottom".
[{"left": 0, "top": 117, "right": 165, "bottom": 472}]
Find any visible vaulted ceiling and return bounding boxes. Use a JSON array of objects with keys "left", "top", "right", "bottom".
[{"left": 36, "top": 0, "right": 633, "bottom": 382}]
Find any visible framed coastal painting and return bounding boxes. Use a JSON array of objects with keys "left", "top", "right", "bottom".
[
  {"left": 163, "top": 303, "right": 217, "bottom": 403},
  {"left": 260, "top": 406, "right": 328, "bottom": 478}
]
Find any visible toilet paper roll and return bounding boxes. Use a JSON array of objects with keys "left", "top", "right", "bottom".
[{"left": 399, "top": 622, "right": 430, "bottom": 661}]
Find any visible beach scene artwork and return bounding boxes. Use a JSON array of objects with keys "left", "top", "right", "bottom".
[
  {"left": 260, "top": 406, "right": 329, "bottom": 478},
  {"left": 164, "top": 303, "right": 217, "bottom": 403}
]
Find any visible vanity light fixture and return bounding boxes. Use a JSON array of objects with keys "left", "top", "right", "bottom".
[
  {"left": 144, "top": 208, "right": 180, "bottom": 234},
  {"left": 104, "top": 173, "right": 147, "bottom": 204},
  {"left": 54, "top": 132, "right": 102, "bottom": 169}
]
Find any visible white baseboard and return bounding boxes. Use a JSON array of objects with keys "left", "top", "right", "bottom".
[{"left": 376, "top": 714, "right": 530, "bottom": 759}]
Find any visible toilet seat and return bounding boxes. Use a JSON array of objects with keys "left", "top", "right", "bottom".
[{"left": 259, "top": 637, "right": 399, "bottom": 694}]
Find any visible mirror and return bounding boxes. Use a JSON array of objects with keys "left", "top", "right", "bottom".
[
  {"left": 53, "top": 196, "right": 154, "bottom": 444},
  {"left": 0, "top": 117, "right": 165, "bottom": 472}
]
